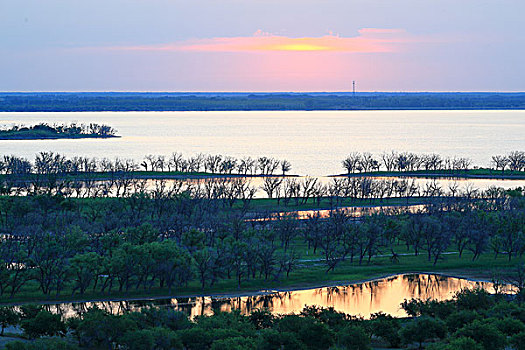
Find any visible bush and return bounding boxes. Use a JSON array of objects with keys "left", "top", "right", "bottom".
[
  {"left": 337, "top": 325, "right": 371, "bottom": 350},
  {"left": 369, "top": 312, "right": 401, "bottom": 347},
  {"left": 257, "top": 329, "right": 306, "bottom": 350},
  {"left": 427, "top": 337, "right": 483, "bottom": 350},
  {"left": 249, "top": 309, "right": 275, "bottom": 329},
  {"left": 455, "top": 319, "right": 506, "bottom": 350},
  {"left": 6, "top": 338, "right": 79, "bottom": 350},
  {"left": 76, "top": 308, "right": 137, "bottom": 349},
  {"left": 493, "top": 317, "right": 525, "bottom": 336},
  {"left": 401, "top": 316, "right": 447, "bottom": 349},
  {"left": 454, "top": 288, "right": 494, "bottom": 312},
  {"left": 445, "top": 310, "right": 479, "bottom": 333},
  {"left": 277, "top": 315, "right": 334, "bottom": 350},
  {"left": 20, "top": 311, "right": 66, "bottom": 339},
  {"left": 178, "top": 328, "right": 213, "bottom": 350},
  {"left": 210, "top": 336, "right": 257, "bottom": 350},
  {"left": 0, "top": 307, "right": 20, "bottom": 335},
  {"left": 511, "top": 331, "right": 525, "bottom": 350}
]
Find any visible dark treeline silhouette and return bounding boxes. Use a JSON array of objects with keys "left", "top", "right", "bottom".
[
  {"left": 2, "top": 92, "right": 525, "bottom": 111},
  {"left": 0, "top": 152, "right": 292, "bottom": 178},
  {"left": 0, "top": 152, "right": 521, "bottom": 205},
  {"left": 0, "top": 123, "right": 117, "bottom": 139},
  {"left": 3, "top": 287, "right": 525, "bottom": 349},
  {"left": 341, "top": 151, "right": 525, "bottom": 174},
  {"left": 0, "top": 190, "right": 523, "bottom": 298}
]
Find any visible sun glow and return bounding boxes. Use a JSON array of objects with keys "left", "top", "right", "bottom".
[
  {"left": 266, "top": 43, "right": 329, "bottom": 51},
  {"left": 105, "top": 28, "right": 413, "bottom": 53}
]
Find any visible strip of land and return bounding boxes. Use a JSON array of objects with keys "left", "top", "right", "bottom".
[
  {"left": 331, "top": 168, "right": 525, "bottom": 179},
  {"left": 2, "top": 92, "right": 525, "bottom": 111}
]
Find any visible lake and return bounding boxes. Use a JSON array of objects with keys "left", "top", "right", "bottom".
[
  {"left": 1, "top": 110, "right": 524, "bottom": 177},
  {"left": 36, "top": 274, "right": 513, "bottom": 319}
]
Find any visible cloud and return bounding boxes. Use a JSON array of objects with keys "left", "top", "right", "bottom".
[{"left": 101, "top": 28, "right": 417, "bottom": 53}]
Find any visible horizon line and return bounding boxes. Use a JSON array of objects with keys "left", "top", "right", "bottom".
[{"left": 1, "top": 90, "right": 525, "bottom": 94}]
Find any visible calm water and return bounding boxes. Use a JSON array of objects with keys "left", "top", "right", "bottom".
[
  {"left": 39, "top": 274, "right": 513, "bottom": 319},
  {"left": 1, "top": 110, "right": 524, "bottom": 177}
]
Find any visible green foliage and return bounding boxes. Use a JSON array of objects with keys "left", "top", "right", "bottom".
[
  {"left": 210, "top": 337, "right": 257, "bottom": 350},
  {"left": 511, "top": 331, "right": 525, "bottom": 350},
  {"left": 492, "top": 316, "right": 525, "bottom": 336},
  {"left": 74, "top": 307, "right": 138, "bottom": 348},
  {"left": 0, "top": 306, "right": 19, "bottom": 335},
  {"left": 455, "top": 319, "right": 506, "bottom": 350},
  {"left": 277, "top": 315, "right": 334, "bottom": 350},
  {"left": 20, "top": 310, "right": 66, "bottom": 339},
  {"left": 257, "top": 328, "right": 306, "bottom": 350},
  {"left": 18, "top": 305, "right": 42, "bottom": 320},
  {"left": 118, "top": 327, "right": 183, "bottom": 350},
  {"left": 401, "top": 316, "right": 447, "bottom": 349},
  {"left": 454, "top": 288, "right": 494, "bottom": 311},
  {"left": 445, "top": 310, "right": 479, "bottom": 333},
  {"left": 369, "top": 312, "right": 401, "bottom": 347},
  {"left": 427, "top": 337, "right": 483, "bottom": 350},
  {"left": 6, "top": 338, "right": 79, "bottom": 350},
  {"left": 337, "top": 325, "right": 371, "bottom": 350},
  {"left": 178, "top": 328, "right": 213, "bottom": 350},
  {"left": 248, "top": 309, "right": 275, "bottom": 329}
]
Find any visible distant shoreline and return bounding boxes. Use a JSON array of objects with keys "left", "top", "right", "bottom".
[{"left": 1, "top": 92, "right": 525, "bottom": 112}]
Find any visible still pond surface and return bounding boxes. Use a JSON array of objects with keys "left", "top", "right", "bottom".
[{"left": 41, "top": 274, "right": 513, "bottom": 319}]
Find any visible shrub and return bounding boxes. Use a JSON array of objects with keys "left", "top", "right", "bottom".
[
  {"left": 20, "top": 311, "right": 66, "bottom": 339},
  {"left": 337, "top": 325, "right": 371, "bottom": 350},
  {"left": 455, "top": 319, "right": 506, "bottom": 350}
]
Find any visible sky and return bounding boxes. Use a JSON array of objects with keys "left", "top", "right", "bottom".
[{"left": 1, "top": 0, "right": 524, "bottom": 92}]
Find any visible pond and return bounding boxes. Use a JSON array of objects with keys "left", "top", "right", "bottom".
[{"left": 36, "top": 273, "right": 514, "bottom": 319}]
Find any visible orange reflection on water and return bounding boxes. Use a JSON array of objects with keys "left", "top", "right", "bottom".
[
  {"left": 185, "top": 274, "right": 513, "bottom": 319},
  {"left": 40, "top": 274, "right": 515, "bottom": 320}
]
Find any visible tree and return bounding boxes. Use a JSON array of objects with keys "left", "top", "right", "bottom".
[
  {"left": 281, "top": 160, "right": 292, "bottom": 175},
  {"left": 70, "top": 252, "right": 102, "bottom": 295},
  {"left": 20, "top": 310, "right": 66, "bottom": 339},
  {"left": 342, "top": 153, "right": 361, "bottom": 174},
  {"left": 455, "top": 320, "right": 506, "bottom": 350},
  {"left": 76, "top": 308, "right": 138, "bottom": 349},
  {"left": 401, "top": 316, "right": 447, "bottom": 349},
  {"left": 0, "top": 307, "right": 19, "bottom": 335},
  {"left": 337, "top": 325, "right": 371, "bottom": 350},
  {"left": 277, "top": 315, "right": 334, "bottom": 350}
]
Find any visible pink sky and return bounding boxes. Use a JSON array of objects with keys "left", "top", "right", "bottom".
[{"left": 1, "top": 0, "right": 524, "bottom": 91}]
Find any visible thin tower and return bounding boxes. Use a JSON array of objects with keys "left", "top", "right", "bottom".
[{"left": 352, "top": 81, "right": 356, "bottom": 95}]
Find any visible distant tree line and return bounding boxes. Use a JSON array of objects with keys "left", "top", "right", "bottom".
[
  {"left": 2, "top": 92, "right": 525, "bottom": 111},
  {"left": 0, "top": 152, "right": 291, "bottom": 177},
  {"left": 341, "top": 151, "right": 525, "bottom": 174},
  {"left": 140, "top": 153, "right": 292, "bottom": 176},
  {"left": 1, "top": 152, "right": 521, "bottom": 205}
]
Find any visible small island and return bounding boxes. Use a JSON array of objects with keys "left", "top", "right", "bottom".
[{"left": 0, "top": 122, "right": 119, "bottom": 140}]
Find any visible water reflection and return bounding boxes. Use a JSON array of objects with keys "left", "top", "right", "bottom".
[{"left": 36, "top": 274, "right": 514, "bottom": 319}]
